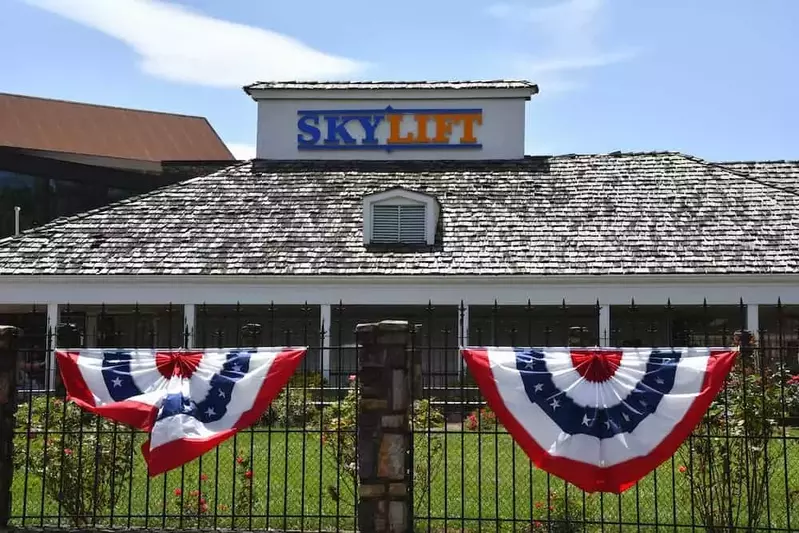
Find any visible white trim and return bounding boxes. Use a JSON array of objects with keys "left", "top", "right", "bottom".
[
  {"left": 46, "top": 303, "right": 59, "bottom": 390},
  {"left": 85, "top": 311, "right": 98, "bottom": 348},
  {"left": 746, "top": 304, "right": 759, "bottom": 334},
  {"left": 363, "top": 188, "right": 440, "bottom": 245},
  {"left": 4, "top": 273, "right": 799, "bottom": 285},
  {"left": 321, "top": 304, "right": 331, "bottom": 382},
  {"left": 458, "top": 303, "right": 469, "bottom": 374},
  {"left": 2, "top": 278, "right": 799, "bottom": 306},
  {"left": 599, "top": 305, "right": 611, "bottom": 347},
  {"left": 184, "top": 304, "right": 196, "bottom": 348}
]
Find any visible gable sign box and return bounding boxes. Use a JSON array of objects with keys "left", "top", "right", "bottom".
[{"left": 244, "top": 81, "right": 538, "bottom": 161}]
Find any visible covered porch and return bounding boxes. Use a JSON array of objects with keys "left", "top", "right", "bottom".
[{"left": 3, "top": 275, "right": 799, "bottom": 392}]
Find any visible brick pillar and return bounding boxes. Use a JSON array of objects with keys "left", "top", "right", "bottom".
[
  {"left": 356, "top": 320, "right": 416, "bottom": 533},
  {"left": 0, "top": 326, "right": 20, "bottom": 528}
]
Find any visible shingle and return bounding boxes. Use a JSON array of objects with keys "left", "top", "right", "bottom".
[{"left": 0, "top": 153, "right": 798, "bottom": 276}]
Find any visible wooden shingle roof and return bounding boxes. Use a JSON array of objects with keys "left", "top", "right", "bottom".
[{"left": 1, "top": 152, "right": 798, "bottom": 276}]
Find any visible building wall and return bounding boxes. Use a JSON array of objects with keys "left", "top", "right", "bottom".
[{"left": 256, "top": 97, "right": 527, "bottom": 160}]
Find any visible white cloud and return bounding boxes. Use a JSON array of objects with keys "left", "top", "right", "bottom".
[
  {"left": 226, "top": 142, "right": 257, "bottom": 161},
  {"left": 23, "top": 0, "right": 367, "bottom": 87},
  {"left": 486, "top": 0, "right": 636, "bottom": 94}
]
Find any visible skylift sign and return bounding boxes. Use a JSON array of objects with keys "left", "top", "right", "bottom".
[{"left": 296, "top": 106, "right": 483, "bottom": 152}]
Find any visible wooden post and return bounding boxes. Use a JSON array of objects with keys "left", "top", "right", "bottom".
[
  {"left": 356, "top": 320, "right": 416, "bottom": 533},
  {"left": 0, "top": 326, "right": 20, "bottom": 528}
]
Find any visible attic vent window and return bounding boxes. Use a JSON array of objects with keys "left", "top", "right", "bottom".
[
  {"left": 372, "top": 204, "right": 426, "bottom": 244},
  {"left": 363, "top": 188, "right": 439, "bottom": 246}
]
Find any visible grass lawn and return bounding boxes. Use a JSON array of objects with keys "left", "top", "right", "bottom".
[{"left": 11, "top": 424, "right": 799, "bottom": 532}]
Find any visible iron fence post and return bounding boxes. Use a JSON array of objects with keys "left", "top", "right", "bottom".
[
  {"left": 356, "top": 320, "right": 415, "bottom": 533},
  {"left": 0, "top": 325, "right": 21, "bottom": 528}
]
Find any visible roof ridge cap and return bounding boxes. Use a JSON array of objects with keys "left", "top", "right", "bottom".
[
  {"left": 677, "top": 154, "right": 799, "bottom": 199},
  {"left": 717, "top": 159, "right": 799, "bottom": 165}
]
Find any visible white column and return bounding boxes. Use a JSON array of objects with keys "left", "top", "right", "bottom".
[
  {"left": 46, "top": 303, "right": 59, "bottom": 390},
  {"left": 320, "top": 304, "right": 331, "bottom": 382},
  {"left": 85, "top": 311, "right": 98, "bottom": 348},
  {"left": 458, "top": 303, "right": 469, "bottom": 374},
  {"left": 184, "top": 304, "right": 196, "bottom": 348},
  {"left": 746, "top": 304, "right": 759, "bottom": 336},
  {"left": 599, "top": 304, "right": 611, "bottom": 347}
]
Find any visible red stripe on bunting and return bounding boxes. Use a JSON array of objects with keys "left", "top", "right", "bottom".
[
  {"left": 56, "top": 350, "right": 159, "bottom": 430},
  {"left": 460, "top": 348, "right": 737, "bottom": 493},
  {"left": 142, "top": 348, "right": 306, "bottom": 477}
]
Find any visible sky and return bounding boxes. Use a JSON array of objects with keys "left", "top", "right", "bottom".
[{"left": 1, "top": 0, "right": 797, "bottom": 161}]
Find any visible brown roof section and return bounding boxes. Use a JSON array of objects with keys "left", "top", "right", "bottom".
[{"left": 0, "top": 92, "right": 235, "bottom": 162}]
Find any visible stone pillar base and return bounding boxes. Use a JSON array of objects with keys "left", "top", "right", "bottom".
[{"left": 356, "top": 320, "right": 413, "bottom": 533}]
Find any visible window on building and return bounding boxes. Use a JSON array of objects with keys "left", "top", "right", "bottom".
[
  {"left": 0, "top": 170, "right": 37, "bottom": 237},
  {"left": 363, "top": 188, "right": 438, "bottom": 245},
  {"left": 371, "top": 203, "right": 426, "bottom": 243}
]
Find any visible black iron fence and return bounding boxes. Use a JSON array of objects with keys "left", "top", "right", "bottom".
[{"left": 1, "top": 300, "right": 799, "bottom": 532}]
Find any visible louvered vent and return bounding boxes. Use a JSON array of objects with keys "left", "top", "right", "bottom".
[{"left": 371, "top": 204, "right": 427, "bottom": 244}]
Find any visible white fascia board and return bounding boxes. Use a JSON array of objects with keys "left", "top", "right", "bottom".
[{"left": 1, "top": 274, "right": 799, "bottom": 307}]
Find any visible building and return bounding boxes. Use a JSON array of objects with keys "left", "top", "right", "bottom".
[
  {"left": 0, "top": 80, "right": 797, "bottom": 389},
  {"left": 0, "top": 92, "right": 236, "bottom": 238}
]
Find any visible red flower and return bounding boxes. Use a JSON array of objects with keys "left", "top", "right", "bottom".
[
  {"left": 200, "top": 503, "right": 208, "bottom": 513},
  {"left": 549, "top": 506, "right": 554, "bottom": 511},
  {"left": 534, "top": 501, "right": 544, "bottom": 509},
  {"left": 173, "top": 488, "right": 182, "bottom": 496},
  {"left": 201, "top": 473, "right": 209, "bottom": 481},
  {"left": 348, "top": 374, "right": 356, "bottom": 382},
  {"left": 237, "top": 456, "right": 244, "bottom": 464},
  {"left": 679, "top": 465, "right": 687, "bottom": 474},
  {"left": 63, "top": 448, "right": 73, "bottom": 456},
  {"left": 190, "top": 489, "right": 200, "bottom": 497},
  {"left": 200, "top": 497, "right": 206, "bottom": 505},
  {"left": 534, "top": 521, "right": 542, "bottom": 529},
  {"left": 244, "top": 469, "right": 253, "bottom": 479}
]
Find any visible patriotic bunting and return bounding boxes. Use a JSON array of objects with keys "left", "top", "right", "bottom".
[
  {"left": 56, "top": 347, "right": 307, "bottom": 476},
  {"left": 460, "top": 347, "right": 737, "bottom": 493}
]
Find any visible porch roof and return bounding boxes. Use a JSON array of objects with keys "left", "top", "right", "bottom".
[{"left": 1, "top": 152, "right": 798, "bottom": 276}]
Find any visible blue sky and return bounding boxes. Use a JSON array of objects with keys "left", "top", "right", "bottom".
[{"left": 1, "top": 0, "right": 797, "bottom": 161}]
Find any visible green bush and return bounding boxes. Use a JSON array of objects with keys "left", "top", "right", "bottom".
[
  {"left": 526, "top": 488, "right": 592, "bottom": 533},
  {"left": 13, "top": 396, "right": 133, "bottom": 527},
  {"left": 263, "top": 388, "right": 320, "bottom": 428},
  {"left": 286, "top": 371, "right": 326, "bottom": 397},
  {"left": 465, "top": 405, "right": 498, "bottom": 431},
  {"left": 678, "top": 351, "right": 791, "bottom": 531}
]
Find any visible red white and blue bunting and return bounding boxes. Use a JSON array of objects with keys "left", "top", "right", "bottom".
[
  {"left": 56, "top": 347, "right": 307, "bottom": 476},
  {"left": 460, "top": 347, "right": 737, "bottom": 493}
]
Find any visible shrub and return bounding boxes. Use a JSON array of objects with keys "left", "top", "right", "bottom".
[
  {"left": 527, "top": 488, "right": 590, "bottom": 533},
  {"left": 465, "top": 405, "right": 498, "bottom": 431},
  {"left": 168, "top": 455, "right": 253, "bottom": 529},
  {"left": 678, "top": 350, "right": 790, "bottom": 531},
  {"left": 286, "top": 371, "right": 326, "bottom": 399},
  {"left": 13, "top": 396, "right": 133, "bottom": 527},
  {"left": 262, "top": 386, "right": 319, "bottom": 428}
]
